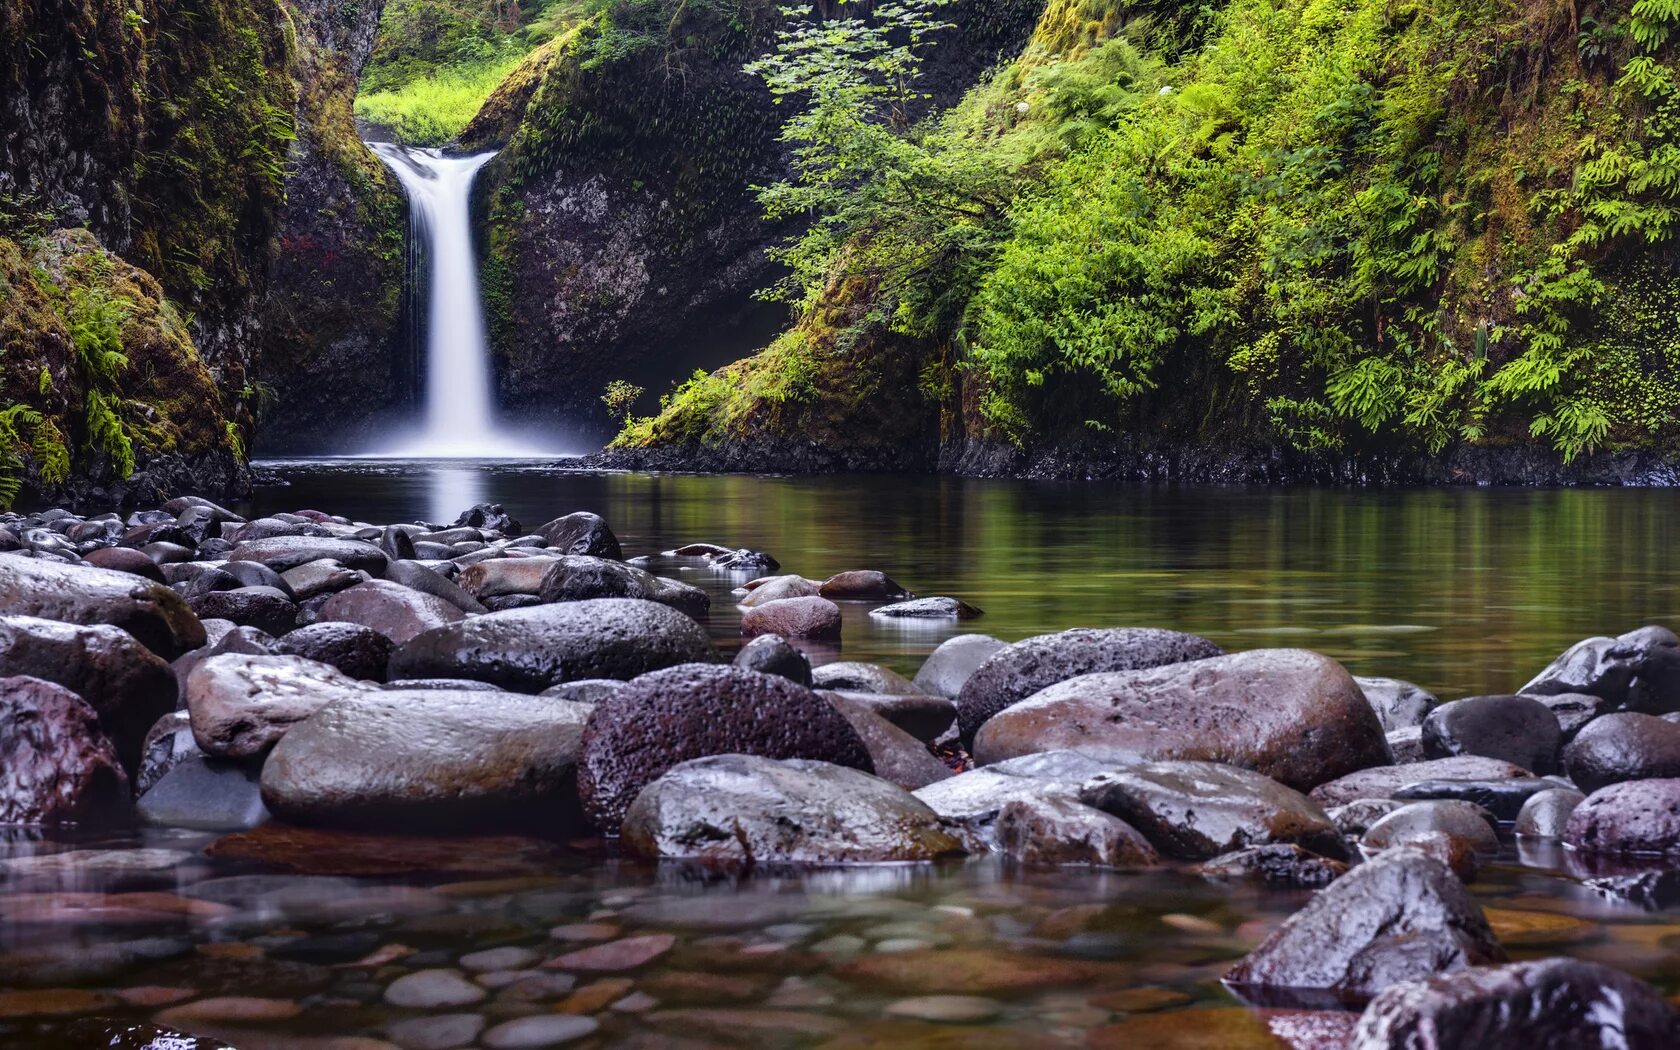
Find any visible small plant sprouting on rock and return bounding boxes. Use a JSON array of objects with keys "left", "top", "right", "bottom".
[{"left": 601, "top": 379, "right": 646, "bottom": 425}]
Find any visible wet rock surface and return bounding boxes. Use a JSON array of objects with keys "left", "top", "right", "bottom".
[
  {"left": 994, "top": 795, "right": 1159, "bottom": 868},
  {"left": 0, "top": 675, "right": 130, "bottom": 824},
  {"left": 0, "top": 556, "right": 205, "bottom": 659},
  {"left": 976, "top": 649, "right": 1390, "bottom": 791},
  {"left": 1421, "top": 694, "right": 1561, "bottom": 773},
  {"left": 1195, "top": 844, "right": 1348, "bottom": 888},
  {"left": 1564, "top": 777, "right": 1680, "bottom": 856},
  {"left": 1310, "top": 755, "right": 1533, "bottom": 807},
  {"left": 317, "top": 580, "right": 467, "bottom": 646},
  {"left": 186, "top": 654, "right": 371, "bottom": 760},
  {"left": 272, "top": 621, "right": 395, "bottom": 683},
  {"left": 740, "top": 596, "right": 843, "bottom": 639},
  {"left": 1562, "top": 711, "right": 1680, "bottom": 793}
]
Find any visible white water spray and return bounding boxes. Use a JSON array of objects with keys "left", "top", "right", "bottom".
[{"left": 368, "top": 143, "right": 546, "bottom": 458}]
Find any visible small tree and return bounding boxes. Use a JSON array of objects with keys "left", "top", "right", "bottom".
[{"left": 601, "top": 379, "right": 645, "bottom": 425}]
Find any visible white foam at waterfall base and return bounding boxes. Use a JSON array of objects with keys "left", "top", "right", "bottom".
[{"left": 366, "top": 143, "right": 565, "bottom": 459}]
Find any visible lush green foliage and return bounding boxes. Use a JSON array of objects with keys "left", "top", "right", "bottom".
[{"left": 357, "top": 53, "right": 530, "bottom": 143}]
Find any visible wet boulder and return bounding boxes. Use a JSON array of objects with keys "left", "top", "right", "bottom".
[
  {"left": 1195, "top": 844, "right": 1348, "bottom": 888},
  {"left": 822, "top": 691, "right": 955, "bottom": 742},
  {"left": 733, "top": 634, "right": 812, "bottom": 685},
  {"left": 577, "top": 664, "right": 871, "bottom": 832},
  {"left": 82, "top": 546, "right": 166, "bottom": 583},
  {"left": 1421, "top": 695, "right": 1560, "bottom": 774},
  {"left": 187, "top": 586, "right": 299, "bottom": 638},
  {"left": 1354, "top": 676, "right": 1439, "bottom": 732},
  {"left": 740, "top": 596, "right": 842, "bottom": 640},
  {"left": 810, "top": 661, "right": 923, "bottom": 696},
  {"left": 0, "top": 676, "right": 130, "bottom": 824},
  {"left": 535, "top": 556, "right": 710, "bottom": 617},
  {"left": 388, "top": 599, "right": 716, "bottom": 693},
  {"left": 261, "top": 689, "right": 594, "bottom": 832},
  {"left": 956, "top": 628, "right": 1223, "bottom": 745},
  {"left": 170, "top": 624, "right": 273, "bottom": 694},
  {"left": 280, "top": 560, "right": 369, "bottom": 602},
  {"left": 1521, "top": 625, "right": 1680, "bottom": 714},
  {"left": 1310, "top": 755, "right": 1533, "bottom": 808},
  {"left": 1564, "top": 778, "right": 1680, "bottom": 856},
  {"left": 994, "top": 794, "right": 1159, "bottom": 868},
  {"left": 1360, "top": 801, "right": 1498, "bottom": 880},
  {"left": 1390, "top": 778, "right": 1558, "bottom": 822},
  {"left": 228, "top": 535, "right": 389, "bottom": 576},
  {"left": 1349, "top": 958, "right": 1680, "bottom": 1049},
  {"left": 386, "top": 560, "right": 487, "bottom": 614},
  {"left": 913, "top": 750, "right": 1115, "bottom": 841},
  {"left": 216, "top": 560, "right": 294, "bottom": 596},
  {"left": 0, "top": 556, "right": 205, "bottom": 659},
  {"left": 1328, "top": 798, "right": 1408, "bottom": 836},
  {"left": 186, "top": 654, "right": 372, "bottom": 760},
  {"left": 1561, "top": 712, "right": 1680, "bottom": 793},
  {"left": 1223, "top": 849, "right": 1505, "bottom": 1006},
  {"left": 0, "top": 615, "right": 176, "bottom": 774},
  {"left": 137, "top": 756, "right": 269, "bottom": 831},
  {"left": 870, "top": 597, "right": 984, "bottom": 620},
  {"left": 539, "top": 679, "right": 625, "bottom": 704},
  {"left": 316, "top": 580, "right": 467, "bottom": 645},
  {"left": 453, "top": 502, "right": 521, "bottom": 535},
  {"left": 620, "top": 755, "right": 965, "bottom": 864},
  {"left": 976, "top": 649, "right": 1390, "bottom": 792},
  {"left": 535, "top": 512, "right": 621, "bottom": 560},
  {"left": 824, "top": 693, "right": 952, "bottom": 790},
  {"left": 456, "top": 557, "right": 558, "bottom": 599},
  {"left": 819, "top": 570, "right": 912, "bottom": 601},
  {"left": 1513, "top": 787, "right": 1585, "bottom": 839},
  {"left": 738, "top": 575, "right": 823, "bottom": 607},
  {"left": 913, "top": 634, "right": 1006, "bottom": 700},
  {"left": 272, "top": 622, "right": 394, "bottom": 683},
  {"left": 1531, "top": 691, "right": 1614, "bottom": 740},
  {"left": 135, "top": 711, "right": 198, "bottom": 794},
  {"left": 1078, "top": 761, "right": 1347, "bottom": 860}
]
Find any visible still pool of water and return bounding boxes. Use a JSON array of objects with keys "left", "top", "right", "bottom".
[{"left": 6, "top": 461, "right": 1680, "bottom": 1048}]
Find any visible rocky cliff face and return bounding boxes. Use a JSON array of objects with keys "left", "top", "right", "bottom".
[{"left": 461, "top": 0, "right": 1043, "bottom": 441}]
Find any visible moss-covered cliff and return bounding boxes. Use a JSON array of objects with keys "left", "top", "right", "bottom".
[
  {"left": 605, "top": 0, "right": 1680, "bottom": 483},
  {"left": 462, "top": 0, "right": 1043, "bottom": 439}
]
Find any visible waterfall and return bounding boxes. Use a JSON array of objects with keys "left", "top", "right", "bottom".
[{"left": 369, "top": 143, "right": 543, "bottom": 458}]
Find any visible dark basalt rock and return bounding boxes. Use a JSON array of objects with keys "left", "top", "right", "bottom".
[
  {"left": 1349, "top": 958, "right": 1680, "bottom": 1048},
  {"left": 912, "top": 634, "right": 1006, "bottom": 700},
  {"left": 1327, "top": 798, "right": 1407, "bottom": 836},
  {"left": 480, "top": 593, "right": 544, "bottom": 612},
  {"left": 869, "top": 596, "right": 984, "bottom": 620},
  {"left": 137, "top": 755, "right": 269, "bottom": 831},
  {"left": 316, "top": 580, "right": 467, "bottom": 645},
  {"left": 822, "top": 691, "right": 955, "bottom": 743},
  {"left": 1531, "top": 691, "right": 1614, "bottom": 740},
  {"left": 819, "top": 570, "right": 912, "bottom": 601},
  {"left": 281, "top": 560, "right": 369, "bottom": 602},
  {"left": 228, "top": 535, "right": 390, "bottom": 576},
  {"left": 1354, "top": 676, "right": 1440, "bottom": 732},
  {"left": 577, "top": 664, "right": 872, "bottom": 833},
  {"left": 216, "top": 560, "right": 294, "bottom": 597},
  {"left": 1583, "top": 869, "right": 1680, "bottom": 909},
  {"left": 1195, "top": 844, "right": 1348, "bottom": 888},
  {"left": 733, "top": 634, "right": 812, "bottom": 686},
  {"left": 1079, "top": 761, "right": 1348, "bottom": 860},
  {"left": 385, "top": 560, "right": 488, "bottom": 614},
  {"left": 187, "top": 586, "right": 299, "bottom": 638},
  {"left": 1564, "top": 778, "right": 1680, "bottom": 856},
  {"left": 1521, "top": 625, "right": 1680, "bottom": 714},
  {"left": 1562, "top": 712, "right": 1680, "bottom": 794},
  {"left": 1223, "top": 849, "right": 1505, "bottom": 1007},
  {"left": 453, "top": 503, "right": 522, "bottom": 535},
  {"left": 0, "top": 615, "right": 176, "bottom": 774},
  {"left": 976, "top": 649, "right": 1391, "bottom": 792},
  {"left": 0, "top": 676, "right": 130, "bottom": 824},
  {"left": 0, "top": 556, "right": 206, "bottom": 659},
  {"left": 136, "top": 711, "right": 198, "bottom": 795},
  {"left": 81, "top": 546, "right": 167, "bottom": 582},
  {"left": 536, "top": 555, "right": 710, "bottom": 616},
  {"left": 1391, "top": 778, "right": 1558, "bottom": 822},
  {"left": 994, "top": 794, "right": 1159, "bottom": 869},
  {"left": 1513, "top": 787, "right": 1585, "bottom": 839},
  {"left": 620, "top": 755, "right": 964, "bottom": 865},
  {"left": 810, "top": 661, "right": 924, "bottom": 696},
  {"left": 272, "top": 622, "right": 394, "bottom": 683},
  {"left": 740, "top": 596, "right": 843, "bottom": 639},
  {"left": 536, "top": 512, "right": 622, "bottom": 560},
  {"left": 389, "top": 599, "right": 716, "bottom": 693},
  {"left": 955, "top": 627, "right": 1224, "bottom": 745},
  {"left": 1421, "top": 694, "right": 1561, "bottom": 773},
  {"left": 261, "top": 689, "right": 594, "bottom": 833},
  {"left": 1310, "top": 755, "right": 1533, "bottom": 808},
  {"left": 824, "top": 693, "right": 952, "bottom": 790}
]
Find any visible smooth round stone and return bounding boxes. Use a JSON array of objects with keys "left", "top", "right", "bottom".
[
  {"left": 387, "top": 1013, "right": 485, "bottom": 1050},
  {"left": 1515, "top": 787, "right": 1586, "bottom": 839},
  {"left": 884, "top": 995, "right": 1002, "bottom": 1023},
  {"left": 874, "top": 938, "right": 934, "bottom": 953},
  {"left": 481, "top": 1014, "right": 600, "bottom": 1048},
  {"left": 1422, "top": 694, "right": 1561, "bottom": 774},
  {"left": 460, "top": 946, "right": 540, "bottom": 973},
  {"left": 384, "top": 969, "right": 488, "bottom": 1009}
]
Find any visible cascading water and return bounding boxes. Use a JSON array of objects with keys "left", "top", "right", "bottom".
[{"left": 369, "top": 143, "right": 543, "bottom": 458}]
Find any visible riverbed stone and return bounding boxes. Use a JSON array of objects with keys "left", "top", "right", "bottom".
[
  {"left": 387, "top": 1013, "right": 485, "bottom": 1050},
  {"left": 138, "top": 755, "right": 268, "bottom": 830},
  {"left": 0, "top": 614, "right": 176, "bottom": 773},
  {"left": 1349, "top": 958, "right": 1680, "bottom": 1048},
  {"left": 1223, "top": 849, "right": 1505, "bottom": 1006},
  {"left": 1520, "top": 625, "right": 1680, "bottom": 713},
  {"left": 976, "top": 649, "right": 1390, "bottom": 792},
  {"left": 186, "top": 653, "right": 371, "bottom": 759},
  {"left": 273, "top": 622, "right": 395, "bottom": 683},
  {"left": 912, "top": 634, "right": 1006, "bottom": 700},
  {"left": 317, "top": 581, "right": 467, "bottom": 646},
  {"left": 825, "top": 693, "right": 952, "bottom": 790},
  {"left": 281, "top": 560, "right": 369, "bottom": 602},
  {"left": 230, "top": 535, "right": 390, "bottom": 576},
  {"left": 740, "top": 596, "right": 843, "bottom": 639},
  {"left": 577, "top": 664, "right": 871, "bottom": 831},
  {"left": 1353, "top": 676, "right": 1439, "bottom": 731},
  {"left": 994, "top": 794, "right": 1159, "bottom": 868},
  {"left": 261, "top": 690, "right": 594, "bottom": 833},
  {"left": 386, "top": 560, "right": 488, "bottom": 614},
  {"left": 622, "top": 755, "right": 963, "bottom": 864},
  {"left": 0, "top": 676, "right": 129, "bottom": 824},
  {"left": 457, "top": 557, "right": 558, "bottom": 599},
  {"left": 136, "top": 711, "right": 198, "bottom": 794},
  {"left": 0, "top": 556, "right": 206, "bottom": 659},
  {"left": 1513, "top": 787, "right": 1585, "bottom": 839},
  {"left": 1196, "top": 844, "right": 1348, "bottom": 887},
  {"left": 1079, "top": 761, "right": 1347, "bottom": 860},
  {"left": 739, "top": 575, "right": 823, "bottom": 607},
  {"left": 1421, "top": 695, "right": 1561, "bottom": 773},
  {"left": 1327, "top": 798, "right": 1406, "bottom": 836},
  {"left": 1562, "top": 711, "right": 1680, "bottom": 793},
  {"left": 811, "top": 662, "right": 923, "bottom": 696},
  {"left": 913, "top": 750, "right": 1114, "bottom": 840},
  {"left": 1360, "top": 801, "right": 1498, "bottom": 878},
  {"left": 82, "top": 546, "right": 167, "bottom": 582},
  {"left": 1531, "top": 691, "right": 1613, "bottom": 740},
  {"left": 822, "top": 691, "right": 955, "bottom": 742},
  {"left": 1309, "top": 755, "right": 1532, "bottom": 807},
  {"left": 819, "top": 571, "right": 911, "bottom": 601},
  {"left": 955, "top": 627, "right": 1223, "bottom": 744},
  {"left": 385, "top": 969, "right": 487, "bottom": 1009},
  {"left": 536, "top": 513, "right": 621, "bottom": 560},
  {"left": 535, "top": 556, "right": 709, "bottom": 616},
  {"left": 870, "top": 597, "right": 984, "bottom": 620},
  {"left": 1564, "top": 777, "right": 1680, "bottom": 855},
  {"left": 733, "top": 634, "right": 812, "bottom": 685},
  {"left": 187, "top": 585, "right": 299, "bottom": 637},
  {"left": 389, "top": 599, "right": 716, "bottom": 693},
  {"left": 1390, "top": 778, "right": 1556, "bottom": 821},
  {"left": 482, "top": 1014, "right": 600, "bottom": 1048}
]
